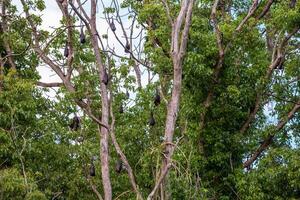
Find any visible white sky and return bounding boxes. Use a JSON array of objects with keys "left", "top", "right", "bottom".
[{"left": 12, "top": 0, "right": 148, "bottom": 97}]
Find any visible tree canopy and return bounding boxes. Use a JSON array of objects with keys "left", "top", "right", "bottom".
[{"left": 0, "top": 0, "right": 300, "bottom": 199}]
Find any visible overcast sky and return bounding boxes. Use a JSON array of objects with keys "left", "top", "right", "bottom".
[{"left": 11, "top": 0, "right": 146, "bottom": 92}]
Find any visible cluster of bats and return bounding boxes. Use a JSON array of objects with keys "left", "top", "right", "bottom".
[
  {"left": 88, "top": 158, "right": 124, "bottom": 177},
  {"left": 109, "top": 17, "right": 130, "bottom": 53},
  {"left": 64, "top": 15, "right": 162, "bottom": 175},
  {"left": 69, "top": 89, "right": 161, "bottom": 177},
  {"left": 63, "top": 20, "right": 130, "bottom": 87},
  {"left": 63, "top": 19, "right": 130, "bottom": 56},
  {"left": 59, "top": 0, "right": 297, "bottom": 179},
  {"left": 69, "top": 117, "right": 124, "bottom": 176}
]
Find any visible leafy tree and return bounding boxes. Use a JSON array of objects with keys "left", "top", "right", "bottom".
[{"left": 1, "top": 0, "right": 300, "bottom": 199}]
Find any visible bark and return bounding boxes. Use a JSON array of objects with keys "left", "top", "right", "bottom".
[
  {"left": 88, "top": 178, "right": 104, "bottom": 200},
  {"left": 147, "top": 0, "right": 194, "bottom": 199},
  {"left": 266, "top": 27, "right": 274, "bottom": 56},
  {"left": 71, "top": 1, "right": 112, "bottom": 198},
  {"left": 90, "top": 0, "right": 112, "bottom": 198},
  {"left": 235, "top": 0, "right": 259, "bottom": 32},
  {"left": 133, "top": 62, "right": 142, "bottom": 89}
]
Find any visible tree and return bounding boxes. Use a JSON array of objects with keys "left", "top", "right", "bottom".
[{"left": 1, "top": 0, "right": 300, "bottom": 199}]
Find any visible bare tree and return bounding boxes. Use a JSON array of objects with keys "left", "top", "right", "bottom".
[{"left": 147, "top": 0, "right": 195, "bottom": 199}]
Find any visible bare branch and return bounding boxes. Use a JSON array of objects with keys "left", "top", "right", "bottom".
[
  {"left": 133, "top": 62, "right": 142, "bottom": 88},
  {"left": 243, "top": 99, "right": 300, "bottom": 168},
  {"left": 172, "top": 0, "right": 189, "bottom": 54},
  {"left": 148, "top": 0, "right": 194, "bottom": 198},
  {"left": 75, "top": 0, "right": 91, "bottom": 22},
  {"left": 89, "top": 0, "right": 112, "bottom": 198},
  {"left": 240, "top": 27, "right": 300, "bottom": 134},
  {"left": 178, "top": 0, "right": 194, "bottom": 60},
  {"left": 256, "top": 0, "right": 274, "bottom": 20},
  {"left": 147, "top": 163, "right": 172, "bottom": 200},
  {"left": 36, "top": 81, "right": 63, "bottom": 87},
  {"left": 87, "top": 178, "right": 104, "bottom": 200},
  {"left": 236, "top": 0, "right": 259, "bottom": 32},
  {"left": 109, "top": 97, "right": 143, "bottom": 200},
  {"left": 20, "top": 0, "right": 66, "bottom": 80},
  {"left": 210, "top": 0, "right": 224, "bottom": 59},
  {"left": 69, "top": 1, "right": 91, "bottom": 30},
  {"left": 56, "top": 0, "right": 75, "bottom": 81}
]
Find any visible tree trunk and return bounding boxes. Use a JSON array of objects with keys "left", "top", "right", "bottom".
[{"left": 90, "top": 17, "right": 112, "bottom": 200}]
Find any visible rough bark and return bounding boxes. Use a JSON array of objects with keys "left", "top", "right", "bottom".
[{"left": 133, "top": 62, "right": 142, "bottom": 89}]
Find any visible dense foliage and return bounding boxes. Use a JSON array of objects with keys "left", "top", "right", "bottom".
[{"left": 0, "top": 0, "right": 300, "bottom": 199}]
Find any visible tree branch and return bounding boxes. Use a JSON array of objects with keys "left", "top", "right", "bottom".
[
  {"left": 148, "top": 0, "right": 194, "bottom": 198},
  {"left": 90, "top": 0, "right": 112, "bottom": 198},
  {"left": 256, "top": 0, "right": 274, "bottom": 20},
  {"left": 161, "top": 0, "right": 173, "bottom": 27},
  {"left": 243, "top": 99, "right": 300, "bottom": 168},
  {"left": 1, "top": 1, "right": 16, "bottom": 70},
  {"left": 36, "top": 81, "right": 63, "bottom": 87},
  {"left": 109, "top": 97, "right": 143, "bottom": 200},
  {"left": 147, "top": 163, "right": 172, "bottom": 200},
  {"left": 240, "top": 27, "right": 300, "bottom": 134},
  {"left": 236, "top": 0, "right": 259, "bottom": 32}
]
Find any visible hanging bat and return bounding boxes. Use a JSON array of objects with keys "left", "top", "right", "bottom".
[
  {"left": 115, "top": 159, "right": 123, "bottom": 173},
  {"left": 154, "top": 89, "right": 161, "bottom": 106},
  {"left": 148, "top": 112, "right": 155, "bottom": 126},
  {"left": 110, "top": 19, "right": 116, "bottom": 32},
  {"left": 80, "top": 27, "right": 86, "bottom": 44},
  {"left": 69, "top": 116, "right": 80, "bottom": 131}
]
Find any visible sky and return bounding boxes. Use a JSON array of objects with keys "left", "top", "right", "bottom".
[
  {"left": 12, "top": 0, "right": 63, "bottom": 85},
  {"left": 11, "top": 0, "right": 147, "bottom": 97}
]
